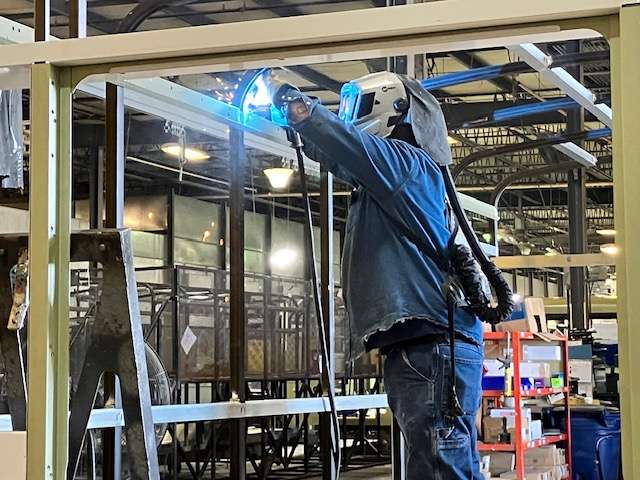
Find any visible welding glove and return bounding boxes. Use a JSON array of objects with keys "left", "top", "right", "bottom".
[{"left": 263, "top": 72, "right": 314, "bottom": 125}]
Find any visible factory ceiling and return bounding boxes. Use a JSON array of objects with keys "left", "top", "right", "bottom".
[{"left": 0, "top": 1, "right": 614, "bottom": 256}]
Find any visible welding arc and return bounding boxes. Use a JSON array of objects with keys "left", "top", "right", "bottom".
[{"left": 290, "top": 131, "right": 342, "bottom": 477}]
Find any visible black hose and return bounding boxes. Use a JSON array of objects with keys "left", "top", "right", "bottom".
[{"left": 441, "top": 166, "right": 514, "bottom": 325}]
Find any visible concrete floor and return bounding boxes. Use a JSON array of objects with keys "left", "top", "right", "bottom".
[{"left": 309, "top": 465, "right": 391, "bottom": 479}]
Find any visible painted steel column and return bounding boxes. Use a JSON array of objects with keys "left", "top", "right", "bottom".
[
  {"left": 611, "top": 6, "right": 640, "bottom": 478},
  {"left": 28, "top": 63, "right": 72, "bottom": 480},
  {"left": 565, "top": 40, "right": 588, "bottom": 331},
  {"left": 104, "top": 81, "right": 125, "bottom": 480},
  {"left": 319, "top": 167, "right": 336, "bottom": 480},
  {"left": 228, "top": 127, "right": 247, "bottom": 479},
  {"left": 34, "top": 0, "right": 49, "bottom": 42},
  {"left": 69, "top": 0, "right": 87, "bottom": 39}
]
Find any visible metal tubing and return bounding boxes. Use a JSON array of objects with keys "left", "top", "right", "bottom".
[
  {"left": 228, "top": 126, "right": 247, "bottom": 480},
  {"left": 491, "top": 97, "right": 579, "bottom": 123},
  {"left": 422, "top": 51, "right": 610, "bottom": 91}
]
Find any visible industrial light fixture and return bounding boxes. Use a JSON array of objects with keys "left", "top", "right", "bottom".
[
  {"left": 270, "top": 248, "right": 298, "bottom": 269},
  {"left": 264, "top": 157, "right": 295, "bottom": 190},
  {"left": 447, "top": 135, "right": 459, "bottom": 145},
  {"left": 264, "top": 168, "right": 294, "bottom": 189},
  {"left": 161, "top": 143, "right": 210, "bottom": 162},
  {"left": 482, "top": 232, "right": 493, "bottom": 243},
  {"left": 596, "top": 229, "right": 616, "bottom": 237},
  {"left": 600, "top": 243, "right": 619, "bottom": 255}
]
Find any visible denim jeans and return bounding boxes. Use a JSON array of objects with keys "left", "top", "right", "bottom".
[{"left": 383, "top": 337, "right": 484, "bottom": 480}]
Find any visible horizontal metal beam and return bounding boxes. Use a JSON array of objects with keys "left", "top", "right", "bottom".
[
  {"left": 0, "top": 0, "right": 622, "bottom": 71},
  {"left": 509, "top": 43, "right": 613, "bottom": 127},
  {"left": 0, "top": 394, "right": 389, "bottom": 432},
  {"left": 494, "top": 252, "right": 615, "bottom": 269}
]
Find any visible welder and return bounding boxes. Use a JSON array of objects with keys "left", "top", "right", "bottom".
[{"left": 254, "top": 70, "right": 512, "bottom": 479}]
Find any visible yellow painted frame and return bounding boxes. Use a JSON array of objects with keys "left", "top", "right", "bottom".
[{"left": 18, "top": 2, "right": 639, "bottom": 478}]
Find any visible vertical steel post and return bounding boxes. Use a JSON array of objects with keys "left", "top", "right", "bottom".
[
  {"left": 34, "top": 0, "right": 49, "bottom": 42},
  {"left": 391, "top": 418, "right": 405, "bottom": 480},
  {"left": 69, "top": 0, "right": 87, "bottom": 39},
  {"left": 28, "top": 63, "right": 72, "bottom": 480},
  {"left": 104, "top": 81, "right": 125, "bottom": 480},
  {"left": 88, "top": 146, "right": 104, "bottom": 229},
  {"left": 319, "top": 167, "right": 336, "bottom": 480},
  {"left": 565, "top": 40, "right": 588, "bottom": 331},
  {"left": 228, "top": 127, "right": 247, "bottom": 479},
  {"left": 611, "top": 7, "right": 640, "bottom": 478}
]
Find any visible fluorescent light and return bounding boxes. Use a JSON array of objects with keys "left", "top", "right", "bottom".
[
  {"left": 600, "top": 243, "right": 619, "bottom": 255},
  {"left": 482, "top": 232, "right": 492, "bottom": 243},
  {"left": 264, "top": 167, "right": 294, "bottom": 189},
  {"left": 270, "top": 248, "right": 298, "bottom": 269},
  {"left": 161, "top": 143, "right": 210, "bottom": 162},
  {"left": 596, "top": 229, "right": 616, "bottom": 237}
]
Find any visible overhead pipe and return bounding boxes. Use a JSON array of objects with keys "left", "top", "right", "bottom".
[
  {"left": 452, "top": 127, "right": 611, "bottom": 180},
  {"left": 117, "top": 0, "right": 198, "bottom": 33},
  {"left": 421, "top": 50, "right": 610, "bottom": 91},
  {"left": 462, "top": 96, "right": 581, "bottom": 128}
]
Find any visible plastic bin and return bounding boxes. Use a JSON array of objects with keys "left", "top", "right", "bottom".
[{"left": 570, "top": 407, "right": 621, "bottom": 480}]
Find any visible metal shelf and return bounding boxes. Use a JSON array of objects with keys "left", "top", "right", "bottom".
[
  {"left": 478, "top": 434, "right": 568, "bottom": 452},
  {"left": 482, "top": 387, "right": 570, "bottom": 398},
  {"left": 484, "top": 331, "right": 568, "bottom": 341}
]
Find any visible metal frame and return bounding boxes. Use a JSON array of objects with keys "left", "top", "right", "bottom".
[{"left": 0, "top": 0, "right": 638, "bottom": 477}]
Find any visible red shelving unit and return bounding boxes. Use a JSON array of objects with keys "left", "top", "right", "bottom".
[{"left": 481, "top": 332, "right": 572, "bottom": 479}]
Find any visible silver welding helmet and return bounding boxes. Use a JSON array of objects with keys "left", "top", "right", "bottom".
[{"left": 338, "top": 71, "right": 452, "bottom": 166}]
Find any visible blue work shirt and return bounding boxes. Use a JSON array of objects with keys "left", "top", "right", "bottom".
[{"left": 292, "top": 101, "right": 483, "bottom": 360}]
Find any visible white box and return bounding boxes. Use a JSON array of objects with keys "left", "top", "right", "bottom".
[
  {"left": 0, "top": 432, "right": 26, "bottom": 479},
  {"left": 523, "top": 345, "right": 562, "bottom": 361},
  {"left": 569, "top": 360, "right": 593, "bottom": 382},
  {"left": 530, "top": 420, "right": 543, "bottom": 440},
  {"left": 520, "top": 362, "right": 551, "bottom": 378},
  {"left": 491, "top": 408, "right": 532, "bottom": 426},
  {"left": 484, "top": 359, "right": 505, "bottom": 377}
]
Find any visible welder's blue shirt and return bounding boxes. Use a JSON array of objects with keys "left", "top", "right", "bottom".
[{"left": 292, "top": 101, "right": 483, "bottom": 360}]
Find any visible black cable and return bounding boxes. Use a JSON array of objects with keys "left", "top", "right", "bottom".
[
  {"left": 441, "top": 166, "right": 514, "bottom": 326},
  {"left": 288, "top": 130, "right": 342, "bottom": 476}
]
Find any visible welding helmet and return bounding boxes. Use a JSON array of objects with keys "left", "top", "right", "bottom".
[{"left": 338, "top": 71, "right": 409, "bottom": 138}]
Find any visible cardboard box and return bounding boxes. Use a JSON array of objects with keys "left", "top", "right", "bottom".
[
  {"left": 525, "top": 446, "right": 565, "bottom": 468},
  {"left": 488, "top": 453, "right": 515, "bottom": 476},
  {"left": 484, "top": 359, "right": 505, "bottom": 377},
  {"left": 497, "top": 297, "right": 548, "bottom": 333},
  {"left": 483, "top": 416, "right": 506, "bottom": 443},
  {"left": 0, "top": 432, "right": 26, "bottom": 479},
  {"left": 500, "top": 469, "right": 552, "bottom": 480}
]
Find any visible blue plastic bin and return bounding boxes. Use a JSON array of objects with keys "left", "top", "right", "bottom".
[{"left": 570, "top": 407, "right": 621, "bottom": 480}]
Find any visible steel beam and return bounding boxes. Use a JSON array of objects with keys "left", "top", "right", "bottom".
[
  {"left": 105, "top": 83, "right": 125, "bottom": 229},
  {"left": 494, "top": 253, "right": 614, "bottom": 269},
  {"left": 228, "top": 126, "right": 247, "bottom": 480},
  {"left": 565, "top": 40, "right": 588, "bottom": 331},
  {"left": 69, "top": 0, "right": 87, "bottom": 39},
  {"left": 319, "top": 166, "right": 336, "bottom": 480},
  {"left": 34, "top": 0, "right": 50, "bottom": 42},
  {"left": 611, "top": 6, "right": 640, "bottom": 478},
  {"left": 28, "top": 62, "right": 72, "bottom": 480}
]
